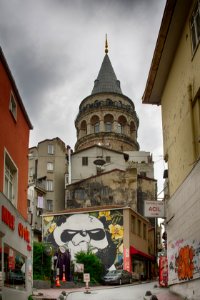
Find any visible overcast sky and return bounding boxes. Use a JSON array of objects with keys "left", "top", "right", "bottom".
[{"left": 0, "top": 0, "right": 166, "bottom": 194}]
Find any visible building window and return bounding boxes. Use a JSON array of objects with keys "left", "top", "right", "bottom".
[
  {"left": 105, "top": 122, "right": 112, "bottom": 132},
  {"left": 130, "top": 121, "right": 135, "bottom": 137},
  {"left": 192, "top": 96, "right": 200, "bottom": 159},
  {"left": 91, "top": 115, "right": 100, "bottom": 133},
  {"left": 117, "top": 123, "right": 123, "bottom": 134},
  {"left": 46, "top": 180, "right": 53, "bottom": 191},
  {"left": 47, "top": 162, "right": 54, "bottom": 172},
  {"left": 65, "top": 190, "right": 71, "bottom": 205},
  {"left": 82, "top": 157, "right": 88, "bottom": 166},
  {"left": 4, "top": 151, "right": 18, "bottom": 205},
  {"left": 140, "top": 171, "right": 147, "bottom": 177},
  {"left": 106, "top": 156, "right": 111, "bottom": 163},
  {"left": 101, "top": 186, "right": 109, "bottom": 196},
  {"left": 3, "top": 244, "right": 25, "bottom": 289},
  {"left": 48, "top": 144, "right": 54, "bottom": 155},
  {"left": 190, "top": 0, "right": 200, "bottom": 53},
  {"left": 29, "top": 167, "right": 34, "bottom": 177},
  {"left": 94, "top": 122, "right": 100, "bottom": 133},
  {"left": 28, "top": 187, "right": 34, "bottom": 200},
  {"left": 131, "top": 215, "right": 136, "bottom": 233},
  {"left": 65, "top": 173, "right": 69, "bottom": 186},
  {"left": 37, "top": 196, "right": 44, "bottom": 208},
  {"left": 117, "top": 115, "right": 127, "bottom": 134},
  {"left": 27, "top": 199, "right": 31, "bottom": 208},
  {"left": 104, "top": 114, "right": 113, "bottom": 132},
  {"left": 143, "top": 223, "right": 147, "bottom": 240},
  {"left": 46, "top": 199, "right": 53, "bottom": 211},
  {"left": 74, "top": 189, "right": 85, "bottom": 200},
  {"left": 80, "top": 120, "right": 87, "bottom": 136},
  {"left": 9, "top": 93, "right": 17, "bottom": 120},
  {"left": 137, "top": 219, "right": 141, "bottom": 236}
]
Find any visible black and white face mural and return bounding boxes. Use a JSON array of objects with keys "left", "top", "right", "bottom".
[
  {"left": 43, "top": 210, "right": 124, "bottom": 270},
  {"left": 53, "top": 214, "right": 108, "bottom": 259}
]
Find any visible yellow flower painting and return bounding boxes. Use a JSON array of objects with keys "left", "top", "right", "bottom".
[
  {"left": 109, "top": 224, "right": 124, "bottom": 240},
  {"left": 98, "top": 211, "right": 111, "bottom": 221},
  {"left": 48, "top": 222, "right": 57, "bottom": 233},
  {"left": 44, "top": 216, "right": 54, "bottom": 224}
]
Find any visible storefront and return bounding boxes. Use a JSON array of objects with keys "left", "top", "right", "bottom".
[
  {"left": 0, "top": 193, "right": 32, "bottom": 300},
  {"left": 130, "top": 246, "right": 155, "bottom": 280}
]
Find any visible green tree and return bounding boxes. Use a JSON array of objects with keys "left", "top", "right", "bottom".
[
  {"left": 33, "top": 242, "right": 51, "bottom": 280},
  {"left": 75, "top": 249, "right": 104, "bottom": 283}
]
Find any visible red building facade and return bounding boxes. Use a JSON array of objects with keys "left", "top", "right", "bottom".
[
  {"left": 0, "top": 47, "right": 32, "bottom": 219},
  {"left": 0, "top": 47, "right": 33, "bottom": 300}
]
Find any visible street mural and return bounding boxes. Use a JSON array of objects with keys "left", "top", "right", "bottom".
[
  {"left": 168, "top": 239, "right": 200, "bottom": 285},
  {"left": 159, "top": 256, "right": 168, "bottom": 287},
  {"left": 43, "top": 210, "right": 124, "bottom": 272}
]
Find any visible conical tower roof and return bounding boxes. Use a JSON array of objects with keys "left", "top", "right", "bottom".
[{"left": 91, "top": 54, "right": 122, "bottom": 95}]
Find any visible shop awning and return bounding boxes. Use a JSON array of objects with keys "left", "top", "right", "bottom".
[{"left": 130, "top": 246, "right": 155, "bottom": 261}]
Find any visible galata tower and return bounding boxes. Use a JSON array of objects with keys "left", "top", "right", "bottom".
[{"left": 75, "top": 38, "right": 139, "bottom": 153}]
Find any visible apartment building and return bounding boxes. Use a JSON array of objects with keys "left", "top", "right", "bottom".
[
  {"left": 142, "top": 0, "right": 200, "bottom": 297},
  {"left": 28, "top": 137, "right": 67, "bottom": 240}
]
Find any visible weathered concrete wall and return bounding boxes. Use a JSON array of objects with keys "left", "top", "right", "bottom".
[
  {"left": 137, "top": 177, "right": 157, "bottom": 216},
  {"left": 66, "top": 168, "right": 137, "bottom": 211}
]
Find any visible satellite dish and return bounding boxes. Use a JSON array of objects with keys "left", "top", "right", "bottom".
[{"left": 93, "top": 156, "right": 106, "bottom": 166}]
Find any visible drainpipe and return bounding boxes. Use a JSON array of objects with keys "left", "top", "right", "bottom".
[
  {"left": 188, "top": 84, "right": 196, "bottom": 161},
  {"left": 68, "top": 147, "right": 71, "bottom": 185}
]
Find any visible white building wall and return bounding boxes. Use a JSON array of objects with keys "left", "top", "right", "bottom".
[
  {"left": 71, "top": 147, "right": 125, "bottom": 183},
  {"left": 166, "top": 161, "right": 200, "bottom": 299},
  {"left": 125, "top": 151, "right": 154, "bottom": 178},
  {"left": 71, "top": 148, "right": 155, "bottom": 183}
]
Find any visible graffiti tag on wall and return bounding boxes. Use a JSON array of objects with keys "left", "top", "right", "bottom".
[
  {"left": 43, "top": 210, "right": 124, "bottom": 271},
  {"left": 159, "top": 256, "right": 168, "bottom": 287},
  {"left": 168, "top": 239, "right": 200, "bottom": 285}
]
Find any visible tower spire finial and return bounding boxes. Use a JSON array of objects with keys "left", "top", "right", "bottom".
[{"left": 105, "top": 34, "right": 108, "bottom": 54}]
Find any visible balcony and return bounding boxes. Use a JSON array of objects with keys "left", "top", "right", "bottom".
[{"left": 35, "top": 179, "right": 46, "bottom": 193}]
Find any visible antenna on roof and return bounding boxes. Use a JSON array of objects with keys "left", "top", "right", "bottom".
[{"left": 105, "top": 34, "right": 108, "bottom": 54}]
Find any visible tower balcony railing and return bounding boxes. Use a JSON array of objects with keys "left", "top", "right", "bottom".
[{"left": 75, "top": 99, "right": 139, "bottom": 125}]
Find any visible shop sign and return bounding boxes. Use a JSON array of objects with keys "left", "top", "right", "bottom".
[
  {"left": 1, "top": 205, "right": 32, "bottom": 251},
  {"left": 144, "top": 200, "right": 165, "bottom": 218},
  {"left": 8, "top": 249, "right": 15, "bottom": 270},
  {"left": 83, "top": 273, "right": 90, "bottom": 282},
  {"left": 123, "top": 247, "right": 131, "bottom": 272},
  {"left": 1, "top": 205, "right": 15, "bottom": 230},
  {"left": 18, "top": 223, "right": 32, "bottom": 251},
  {"left": 18, "top": 222, "right": 30, "bottom": 243}
]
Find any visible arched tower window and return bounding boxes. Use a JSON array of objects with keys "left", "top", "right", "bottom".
[
  {"left": 117, "top": 115, "right": 127, "bottom": 134},
  {"left": 90, "top": 115, "right": 100, "bottom": 133},
  {"left": 130, "top": 121, "right": 136, "bottom": 137},
  {"left": 104, "top": 114, "right": 114, "bottom": 132},
  {"left": 80, "top": 120, "right": 87, "bottom": 137}
]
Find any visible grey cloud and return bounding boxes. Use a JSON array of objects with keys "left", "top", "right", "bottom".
[{"left": 0, "top": 0, "right": 166, "bottom": 190}]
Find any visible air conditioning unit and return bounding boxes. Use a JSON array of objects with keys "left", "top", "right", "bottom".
[{"left": 28, "top": 207, "right": 32, "bottom": 213}]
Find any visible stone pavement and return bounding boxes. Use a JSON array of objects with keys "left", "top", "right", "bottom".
[
  {"left": 32, "top": 284, "right": 110, "bottom": 299},
  {"left": 143, "top": 285, "right": 184, "bottom": 300},
  {"left": 32, "top": 281, "right": 184, "bottom": 300}
]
